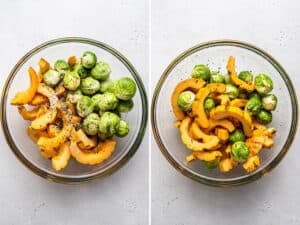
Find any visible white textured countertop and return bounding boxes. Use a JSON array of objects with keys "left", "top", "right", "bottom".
[
  {"left": 151, "top": 0, "right": 300, "bottom": 225},
  {"left": 0, "top": 0, "right": 148, "bottom": 224}
]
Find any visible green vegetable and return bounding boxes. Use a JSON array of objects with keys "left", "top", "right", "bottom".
[
  {"left": 81, "top": 77, "right": 100, "bottom": 95},
  {"left": 63, "top": 71, "right": 80, "bottom": 90},
  {"left": 202, "top": 160, "right": 219, "bottom": 169},
  {"left": 117, "top": 99, "right": 134, "bottom": 113},
  {"left": 177, "top": 91, "right": 195, "bottom": 112},
  {"left": 191, "top": 64, "right": 211, "bottom": 80},
  {"left": 73, "top": 63, "right": 89, "bottom": 78},
  {"left": 257, "top": 110, "right": 272, "bottom": 124},
  {"left": 224, "top": 74, "right": 232, "bottom": 84},
  {"left": 82, "top": 113, "right": 100, "bottom": 135},
  {"left": 91, "top": 94, "right": 102, "bottom": 111},
  {"left": 225, "top": 84, "right": 239, "bottom": 99},
  {"left": 97, "top": 92, "right": 119, "bottom": 111},
  {"left": 245, "top": 95, "right": 262, "bottom": 115},
  {"left": 108, "top": 77, "right": 137, "bottom": 100},
  {"left": 204, "top": 97, "right": 215, "bottom": 112},
  {"left": 91, "top": 62, "right": 111, "bottom": 81},
  {"left": 76, "top": 96, "right": 94, "bottom": 117},
  {"left": 81, "top": 51, "right": 97, "bottom": 69},
  {"left": 254, "top": 74, "right": 273, "bottom": 94},
  {"left": 238, "top": 71, "right": 253, "bottom": 84},
  {"left": 262, "top": 94, "right": 277, "bottom": 111},
  {"left": 116, "top": 120, "right": 130, "bottom": 137},
  {"left": 66, "top": 89, "right": 83, "bottom": 104},
  {"left": 231, "top": 141, "right": 250, "bottom": 162},
  {"left": 54, "top": 59, "right": 70, "bottom": 72},
  {"left": 98, "top": 112, "right": 120, "bottom": 137},
  {"left": 99, "top": 79, "right": 111, "bottom": 93},
  {"left": 43, "top": 69, "right": 61, "bottom": 87},
  {"left": 229, "top": 129, "right": 245, "bottom": 143},
  {"left": 210, "top": 72, "right": 224, "bottom": 83}
]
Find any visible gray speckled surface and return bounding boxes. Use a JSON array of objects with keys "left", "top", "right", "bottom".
[
  {"left": 151, "top": 0, "right": 300, "bottom": 225},
  {"left": 0, "top": 0, "right": 148, "bottom": 225}
]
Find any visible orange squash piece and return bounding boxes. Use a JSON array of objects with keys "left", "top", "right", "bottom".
[
  {"left": 171, "top": 78, "right": 206, "bottom": 120},
  {"left": 30, "top": 94, "right": 49, "bottom": 106},
  {"left": 18, "top": 106, "right": 40, "bottom": 121},
  {"left": 68, "top": 56, "right": 77, "bottom": 67},
  {"left": 227, "top": 56, "right": 255, "bottom": 91},
  {"left": 70, "top": 139, "right": 116, "bottom": 165},
  {"left": 47, "top": 124, "right": 61, "bottom": 137},
  {"left": 30, "top": 108, "right": 57, "bottom": 130},
  {"left": 38, "top": 58, "right": 50, "bottom": 81},
  {"left": 75, "top": 129, "right": 98, "bottom": 149},
  {"left": 26, "top": 127, "right": 49, "bottom": 143},
  {"left": 11, "top": 67, "right": 39, "bottom": 105},
  {"left": 52, "top": 142, "right": 71, "bottom": 171}
]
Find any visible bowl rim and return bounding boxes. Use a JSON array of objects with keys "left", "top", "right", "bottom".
[
  {"left": 151, "top": 39, "right": 298, "bottom": 187},
  {"left": 1, "top": 37, "right": 148, "bottom": 184}
]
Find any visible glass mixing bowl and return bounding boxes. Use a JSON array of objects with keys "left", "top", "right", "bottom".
[
  {"left": 152, "top": 40, "right": 298, "bottom": 187},
  {"left": 1, "top": 37, "right": 147, "bottom": 184}
]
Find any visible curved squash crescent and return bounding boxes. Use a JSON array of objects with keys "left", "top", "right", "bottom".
[
  {"left": 11, "top": 67, "right": 39, "bottom": 105},
  {"left": 52, "top": 142, "right": 71, "bottom": 171},
  {"left": 171, "top": 78, "right": 206, "bottom": 120},
  {"left": 70, "top": 139, "right": 116, "bottom": 165}
]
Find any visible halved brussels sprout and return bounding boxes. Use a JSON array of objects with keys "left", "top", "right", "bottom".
[
  {"left": 81, "top": 51, "right": 97, "bottom": 69},
  {"left": 262, "top": 94, "right": 277, "bottom": 111},
  {"left": 254, "top": 74, "right": 273, "bottom": 94},
  {"left": 43, "top": 69, "right": 61, "bottom": 87},
  {"left": 177, "top": 91, "right": 195, "bottom": 112}
]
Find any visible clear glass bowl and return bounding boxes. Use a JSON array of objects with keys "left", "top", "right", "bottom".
[
  {"left": 152, "top": 40, "right": 298, "bottom": 187},
  {"left": 1, "top": 37, "right": 148, "bottom": 184}
]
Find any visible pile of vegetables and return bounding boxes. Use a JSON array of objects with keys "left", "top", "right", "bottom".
[
  {"left": 171, "top": 56, "right": 277, "bottom": 173},
  {"left": 11, "top": 51, "right": 136, "bottom": 171}
]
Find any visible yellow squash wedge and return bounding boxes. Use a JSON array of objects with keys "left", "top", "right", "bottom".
[
  {"left": 171, "top": 78, "right": 206, "bottom": 120},
  {"left": 30, "top": 108, "right": 57, "bottom": 130},
  {"left": 52, "top": 142, "right": 71, "bottom": 171},
  {"left": 30, "top": 94, "right": 49, "bottom": 106},
  {"left": 210, "top": 105, "right": 253, "bottom": 137},
  {"left": 70, "top": 139, "right": 116, "bottom": 165},
  {"left": 227, "top": 56, "right": 255, "bottom": 91},
  {"left": 229, "top": 99, "right": 248, "bottom": 108},
  {"left": 204, "top": 119, "right": 235, "bottom": 133},
  {"left": 74, "top": 129, "right": 98, "bottom": 149},
  {"left": 11, "top": 67, "right": 39, "bottom": 105}
]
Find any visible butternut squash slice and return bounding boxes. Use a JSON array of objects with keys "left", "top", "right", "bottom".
[
  {"left": 243, "top": 155, "right": 260, "bottom": 173},
  {"left": 210, "top": 105, "right": 253, "bottom": 137},
  {"left": 38, "top": 58, "right": 50, "bottom": 82},
  {"left": 70, "top": 139, "right": 116, "bottom": 165},
  {"left": 204, "top": 119, "right": 235, "bottom": 133},
  {"left": 227, "top": 56, "right": 255, "bottom": 91},
  {"left": 11, "top": 67, "right": 39, "bottom": 105},
  {"left": 193, "top": 151, "right": 223, "bottom": 162},
  {"left": 192, "top": 83, "right": 226, "bottom": 128},
  {"left": 229, "top": 99, "right": 248, "bottom": 108},
  {"left": 52, "top": 142, "right": 71, "bottom": 171},
  {"left": 30, "top": 108, "right": 57, "bottom": 130},
  {"left": 37, "top": 108, "right": 73, "bottom": 151},
  {"left": 74, "top": 129, "right": 98, "bottom": 149},
  {"left": 18, "top": 106, "right": 40, "bottom": 121},
  {"left": 171, "top": 78, "right": 206, "bottom": 120},
  {"left": 179, "top": 117, "right": 220, "bottom": 151}
]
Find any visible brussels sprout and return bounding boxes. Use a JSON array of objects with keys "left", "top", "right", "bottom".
[
  {"left": 224, "top": 74, "right": 232, "bottom": 84},
  {"left": 63, "top": 71, "right": 80, "bottom": 90},
  {"left": 262, "top": 94, "right": 277, "bottom": 111},
  {"left": 245, "top": 95, "right": 262, "bottom": 115},
  {"left": 117, "top": 99, "right": 134, "bottom": 113},
  {"left": 81, "top": 77, "right": 100, "bottom": 95},
  {"left": 238, "top": 71, "right": 253, "bottom": 84},
  {"left": 202, "top": 160, "right": 219, "bottom": 169},
  {"left": 229, "top": 129, "right": 245, "bottom": 143},
  {"left": 66, "top": 89, "right": 83, "bottom": 104},
  {"left": 254, "top": 74, "right": 273, "bottom": 94},
  {"left": 116, "top": 120, "right": 130, "bottom": 137},
  {"left": 98, "top": 131, "right": 110, "bottom": 141},
  {"left": 177, "top": 91, "right": 195, "bottom": 112},
  {"left": 191, "top": 64, "right": 211, "bottom": 80},
  {"left": 99, "top": 79, "right": 111, "bottom": 93},
  {"left": 91, "top": 62, "right": 111, "bottom": 81},
  {"left": 108, "top": 77, "right": 137, "bottom": 100},
  {"left": 73, "top": 63, "right": 89, "bottom": 78},
  {"left": 210, "top": 72, "right": 224, "bottom": 83},
  {"left": 76, "top": 96, "right": 94, "bottom": 117},
  {"left": 54, "top": 59, "right": 70, "bottom": 72},
  {"left": 231, "top": 141, "right": 250, "bottom": 162},
  {"left": 97, "top": 92, "right": 119, "bottom": 111},
  {"left": 204, "top": 97, "right": 215, "bottom": 112},
  {"left": 98, "top": 112, "right": 120, "bottom": 136},
  {"left": 225, "top": 84, "right": 239, "bottom": 100},
  {"left": 82, "top": 113, "right": 100, "bottom": 135},
  {"left": 90, "top": 94, "right": 102, "bottom": 111},
  {"left": 43, "top": 69, "right": 61, "bottom": 87},
  {"left": 257, "top": 110, "right": 272, "bottom": 124},
  {"left": 81, "top": 51, "right": 97, "bottom": 69}
]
